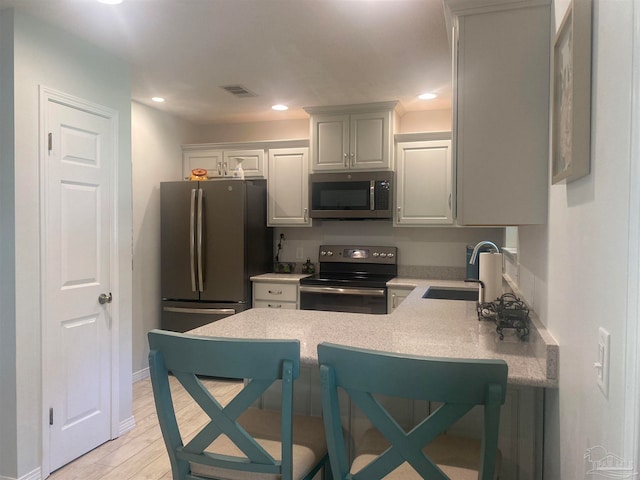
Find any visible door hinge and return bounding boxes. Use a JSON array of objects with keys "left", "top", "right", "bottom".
[
  {"left": 49, "top": 407, "right": 53, "bottom": 426},
  {"left": 48, "top": 133, "right": 52, "bottom": 152}
]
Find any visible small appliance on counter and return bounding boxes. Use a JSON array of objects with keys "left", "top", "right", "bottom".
[{"left": 299, "top": 245, "right": 397, "bottom": 314}]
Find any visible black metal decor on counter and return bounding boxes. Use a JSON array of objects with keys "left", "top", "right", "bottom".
[{"left": 477, "top": 293, "right": 530, "bottom": 340}]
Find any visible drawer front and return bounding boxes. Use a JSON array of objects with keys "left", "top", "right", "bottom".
[
  {"left": 253, "top": 283, "right": 298, "bottom": 302},
  {"left": 253, "top": 300, "right": 297, "bottom": 310}
]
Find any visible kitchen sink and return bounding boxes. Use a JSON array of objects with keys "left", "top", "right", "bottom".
[{"left": 422, "top": 286, "right": 478, "bottom": 301}]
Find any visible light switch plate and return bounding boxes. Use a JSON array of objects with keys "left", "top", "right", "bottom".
[{"left": 596, "top": 327, "right": 610, "bottom": 397}]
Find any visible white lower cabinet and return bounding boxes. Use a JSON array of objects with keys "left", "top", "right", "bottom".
[
  {"left": 395, "top": 136, "right": 454, "bottom": 226},
  {"left": 252, "top": 280, "right": 299, "bottom": 309},
  {"left": 267, "top": 147, "right": 311, "bottom": 226},
  {"left": 387, "top": 286, "right": 414, "bottom": 313}
]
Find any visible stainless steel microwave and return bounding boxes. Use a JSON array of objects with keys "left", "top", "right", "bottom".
[{"left": 309, "top": 171, "right": 393, "bottom": 219}]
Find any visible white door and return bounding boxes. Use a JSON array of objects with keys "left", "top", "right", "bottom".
[{"left": 43, "top": 93, "right": 116, "bottom": 472}]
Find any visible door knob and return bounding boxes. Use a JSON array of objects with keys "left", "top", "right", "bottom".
[{"left": 98, "top": 292, "right": 112, "bottom": 304}]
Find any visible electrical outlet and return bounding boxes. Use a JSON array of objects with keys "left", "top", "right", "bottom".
[
  {"left": 594, "top": 327, "right": 610, "bottom": 397},
  {"left": 296, "top": 247, "right": 304, "bottom": 260}
]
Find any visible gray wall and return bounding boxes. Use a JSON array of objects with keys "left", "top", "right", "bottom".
[
  {"left": 0, "top": 10, "right": 18, "bottom": 480},
  {"left": 0, "top": 9, "right": 132, "bottom": 478},
  {"left": 517, "top": 1, "right": 636, "bottom": 477},
  {"left": 131, "top": 101, "right": 200, "bottom": 375}
]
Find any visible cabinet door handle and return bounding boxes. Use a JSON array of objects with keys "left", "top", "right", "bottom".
[
  {"left": 303, "top": 207, "right": 308, "bottom": 222},
  {"left": 223, "top": 162, "right": 228, "bottom": 176},
  {"left": 217, "top": 162, "right": 222, "bottom": 176},
  {"left": 343, "top": 153, "right": 349, "bottom": 167},
  {"left": 391, "top": 293, "right": 397, "bottom": 309},
  {"left": 448, "top": 193, "right": 452, "bottom": 211},
  {"left": 397, "top": 206, "right": 401, "bottom": 222},
  {"left": 350, "top": 152, "right": 355, "bottom": 167},
  {"left": 268, "top": 304, "right": 282, "bottom": 309},
  {"left": 268, "top": 289, "right": 283, "bottom": 295}
]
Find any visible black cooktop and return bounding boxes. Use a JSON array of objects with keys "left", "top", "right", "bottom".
[
  {"left": 300, "top": 272, "right": 396, "bottom": 289},
  {"left": 300, "top": 245, "right": 398, "bottom": 288}
]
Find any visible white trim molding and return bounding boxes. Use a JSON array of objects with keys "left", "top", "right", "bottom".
[
  {"left": 132, "top": 367, "right": 150, "bottom": 383},
  {"left": 624, "top": 0, "right": 640, "bottom": 469},
  {"left": 119, "top": 416, "right": 136, "bottom": 436},
  {"left": 0, "top": 467, "right": 42, "bottom": 480}
]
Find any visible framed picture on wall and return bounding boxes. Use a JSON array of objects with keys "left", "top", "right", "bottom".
[{"left": 551, "top": 0, "right": 592, "bottom": 184}]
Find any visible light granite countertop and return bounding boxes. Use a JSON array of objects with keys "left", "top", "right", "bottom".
[
  {"left": 250, "top": 273, "right": 311, "bottom": 283},
  {"left": 190, "top": 278, "right": 558, "bottom": 388}
]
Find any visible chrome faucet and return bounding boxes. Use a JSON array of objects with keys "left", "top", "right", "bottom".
[{"left": 469, "top": 240, "right": 500, "bottom": 265}]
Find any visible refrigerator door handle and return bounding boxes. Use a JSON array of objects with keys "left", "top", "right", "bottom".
[
  {"left": 196, "top": 188, "right": 204, "bottom": 292},
  {"left": 163, "top": 306, "right": 236, "bottom": 315},
  {"left": 189, "top": 188, "right": 197, "bottom": 292}
]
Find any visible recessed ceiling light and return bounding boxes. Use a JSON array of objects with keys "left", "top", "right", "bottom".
[
  {"left": 152, "top": 97, "right": 165, "bottom": 103},
  {"left": 97, "top": 0, "right": 123, "bottom": 5},
  {"left": 418, "top": 93, "right": 437, "bottom": 100},
  {"left": 272, "top": 104, "right": 288, "bottom": 111}
]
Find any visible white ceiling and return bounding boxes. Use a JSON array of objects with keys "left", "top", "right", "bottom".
[{"left": 0, "top": 0, "right": 452, "bottom": 125}]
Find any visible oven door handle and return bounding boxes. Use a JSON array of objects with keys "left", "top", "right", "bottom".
[{"left": 299, "top": 286, "right": 386, "bottom": 297}]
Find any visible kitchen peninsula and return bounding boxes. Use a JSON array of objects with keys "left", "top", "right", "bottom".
[
  {"left": 191, "top": 278, "right": 557, "bottom": 480},
  {"left": 191, "top": 278, "right": 557, "bottom": 387}
]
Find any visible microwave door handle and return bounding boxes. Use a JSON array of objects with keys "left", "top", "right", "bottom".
[{"left": 370, "top": 180, "right": 375, "bottom": 211}]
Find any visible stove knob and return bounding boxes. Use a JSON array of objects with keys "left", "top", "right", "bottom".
[
  {"left": 380, "top": 253, "right": 387, "bottom": 258},
  {"left": 387, "top": 253, "right": 394, "bottom": 258},
  {"left": 372, "top": 252, "right": 380, "bottom": 257},
  {"left": 327, "top": 251, "right": 333, "bottom": 256},
  {"left": 320, "top": 250, "right": 326, "bottom": 256}
]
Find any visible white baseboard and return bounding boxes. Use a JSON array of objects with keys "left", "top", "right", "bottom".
[
  {"left": 0, "top": 467, "right": 42, "bottom": 480},
  {"left": 132, "top": 367, "right": 149, "bottom": 383},
  {"left": 119, "top": 415, "right": 136, "bottom": 436}
]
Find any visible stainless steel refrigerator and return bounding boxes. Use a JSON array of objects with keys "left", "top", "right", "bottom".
[{"left": 160, "top": 179, "right": 272, "bottom": 332}]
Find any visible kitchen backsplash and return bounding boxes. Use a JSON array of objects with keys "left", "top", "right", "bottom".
[{"left": 273, "top": 221, "right": 504, "bottom": 278}]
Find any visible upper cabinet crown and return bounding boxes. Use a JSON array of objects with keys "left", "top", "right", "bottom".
[
  {"left": 447, "top": 0, "right": 551, "bottom": 225},
  {"left": 304, "top": 102, "right": 397, "bottom": 172}
]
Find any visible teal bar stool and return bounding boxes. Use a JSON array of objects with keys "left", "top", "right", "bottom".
[
  {"left": 317, "top": 342, "right": 508, "bottom": 480},
  {"left": 148, "top": 329, "right": 328, "bottom": 480}
]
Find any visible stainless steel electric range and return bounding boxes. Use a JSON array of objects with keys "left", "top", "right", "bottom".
[{"left": 299, "top": 245, "right": 397, "bottom": 314}]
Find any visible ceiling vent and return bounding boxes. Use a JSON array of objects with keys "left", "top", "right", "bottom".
[{"left": 220, "top": 85, "right": 257, "bottom": 98}]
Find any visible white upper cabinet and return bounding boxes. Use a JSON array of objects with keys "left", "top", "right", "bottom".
[
  {"left": 395, "top": 135, "right": 454, "bottom": 226},
  {"left": 182, "top": 149, "right": 224, "bottom": 179},
  {"left": 182, "top": 145, "right": 266, "bottom": 179},
  {"left": 449, "top": 0, "right": 551, "bottom": 225},
  {"left": 267, "top": 147, "right": 311, "bottom": 227},
  {"left": 305, "top": 102, "right": 396, "bottom": 172},
  {"left": 223, "top": 149, "right": 266, "bottom": 178}
]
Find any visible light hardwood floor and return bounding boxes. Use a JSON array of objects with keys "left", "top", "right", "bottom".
[{"left": 48, "top": 376, "right": 244, "bottom": 480}]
